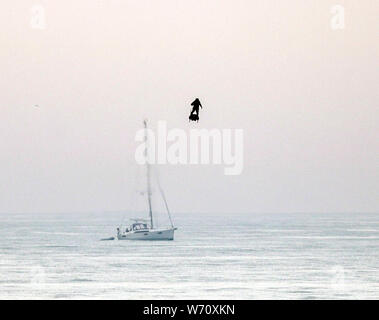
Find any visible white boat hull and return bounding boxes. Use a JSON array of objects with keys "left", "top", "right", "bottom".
[{"left": 117, "top": 228, "right": 176, "bottom": 241}]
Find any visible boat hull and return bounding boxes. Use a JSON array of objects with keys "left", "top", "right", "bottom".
[{"left": 117, "top": 228, "right": 176, "bottom": 241}]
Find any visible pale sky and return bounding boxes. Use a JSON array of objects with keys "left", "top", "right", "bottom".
[{"left": 0, "top": 1, "right": 378, "bottom": 214}]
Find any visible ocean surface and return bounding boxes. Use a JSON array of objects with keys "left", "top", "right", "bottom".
[{"left": 0, "top": 212, "right": 378, "bottom": 299}]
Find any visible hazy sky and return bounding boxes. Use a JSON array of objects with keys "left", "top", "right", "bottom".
[{"left": 0, "top": 1, "right": 378, "bottom": 214}]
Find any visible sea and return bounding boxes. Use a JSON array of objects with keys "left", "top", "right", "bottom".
[{"left": 0, "top": 212, "right": 378, "bottom": 299}]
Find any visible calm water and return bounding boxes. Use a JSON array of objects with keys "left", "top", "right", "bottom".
[{"left": 0, "top": 212, "right": 378, "bottom": 299}]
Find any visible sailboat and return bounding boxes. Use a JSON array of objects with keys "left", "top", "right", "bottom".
[{"left": 117, "top": 120, "right": 177, "bottom": 241}]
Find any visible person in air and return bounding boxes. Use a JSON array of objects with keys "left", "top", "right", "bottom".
[{"left": 189, "top": 98, "right": 203, "bottom": 122}]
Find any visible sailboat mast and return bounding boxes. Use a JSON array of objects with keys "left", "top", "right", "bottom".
[{"left": 144, "top": 119, "right": 153, "bottom": 229}]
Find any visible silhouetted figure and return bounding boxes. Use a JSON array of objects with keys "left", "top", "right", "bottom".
[{"left": 189, "top": 98, "right": 202, "bottom": 122}]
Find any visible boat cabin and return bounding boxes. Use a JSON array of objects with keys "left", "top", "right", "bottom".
[
  {"left": 119, "top": 222, "right": 149, "bottom": 234},
  {"left": 131, "top": 223, "right": 148, "bottom": 231}
]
